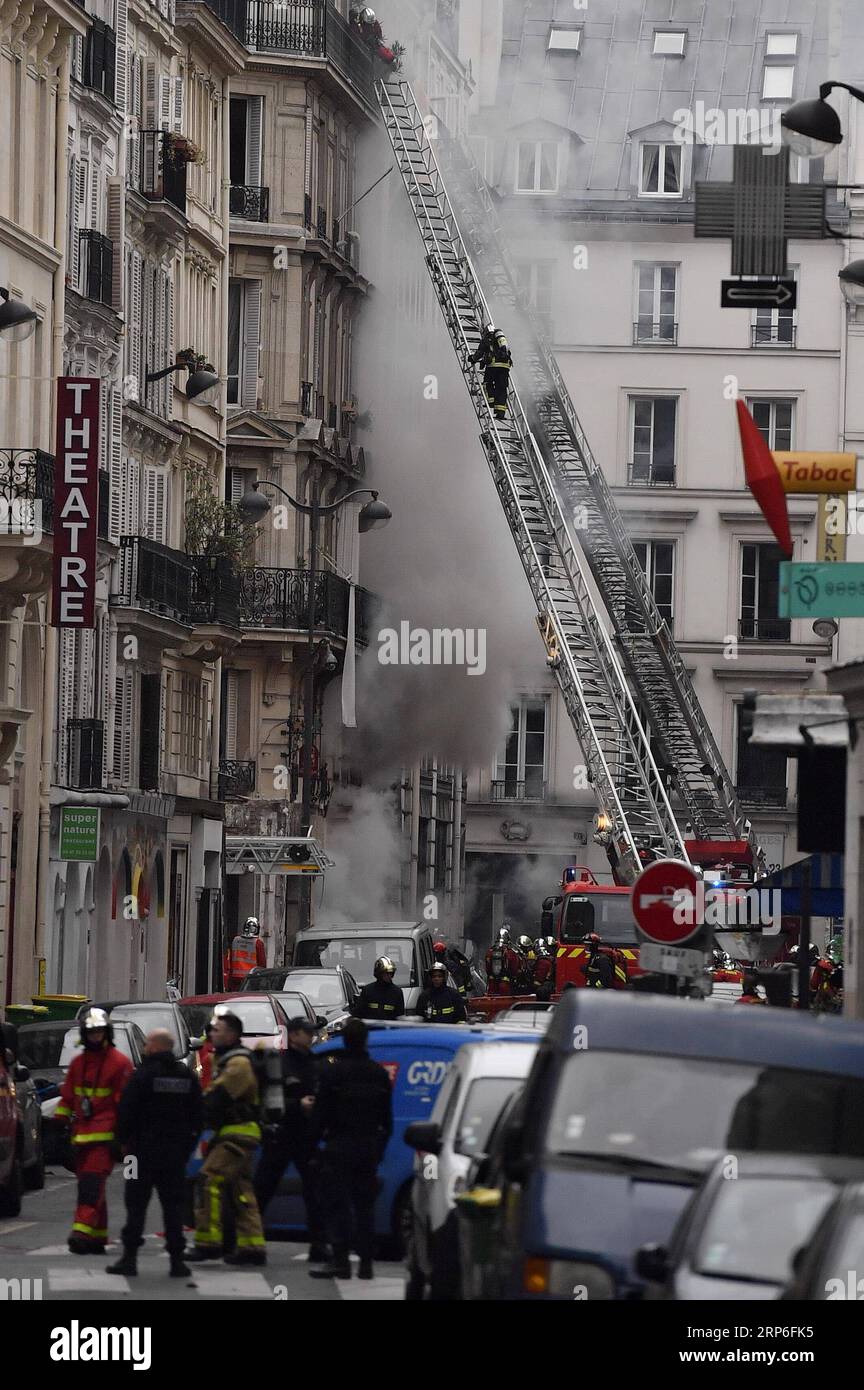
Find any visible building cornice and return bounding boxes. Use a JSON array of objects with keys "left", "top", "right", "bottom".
[{"left": 0, "top": 213, "right": 62, "bottom": 273}]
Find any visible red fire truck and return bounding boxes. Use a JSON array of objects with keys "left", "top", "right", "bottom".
[{"left": 541, "top": 866, "right": 640, "bottom": 989}]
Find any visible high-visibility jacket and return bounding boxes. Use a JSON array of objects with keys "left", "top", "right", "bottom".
[
  {"left": 204, "top": 1045, "right": 261, "bottom": 1147},
  {"left": 470, "top": 330, "right": 512, "bottom": 370},
  {"left": 229, "top": 934, "right": 261, "bottom": 981},
  {"left": 56, "top": 1042, "right": 134, "bottom": 1146}
]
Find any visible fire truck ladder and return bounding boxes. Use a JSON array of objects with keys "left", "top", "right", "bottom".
[
  {"left": 427, "top": 122, "right": 763, "bottom": 871},
  {"left": 377, "top": 76, "right": 688, "bottom": 884}
]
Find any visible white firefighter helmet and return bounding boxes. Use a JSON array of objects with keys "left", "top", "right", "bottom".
[
  {"left": 360, "top": 6, "right": 376, "bottom": 20},
  {"left": 518, "top": 935, "right": 533, "bottom": 952},
  {"left": 498, "top": 925, "right": 512, "bottom": 945},
  {"left": 81, "top": 1007, "right": 109, "bottom": 1031},
  {"left": 243, "top": 916, "right": 260, "bottom": 937}
]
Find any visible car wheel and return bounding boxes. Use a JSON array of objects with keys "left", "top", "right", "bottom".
[{"left": 0, "top": 1155, "right": 23, "bottom": 1218}]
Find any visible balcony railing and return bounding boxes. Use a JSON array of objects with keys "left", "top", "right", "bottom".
[
  {"left": 203, "top": 0, "right": 248, "bottom": 41},
  {"left": 490, "top": 778, "right": 547, "bottom": 802},
  {"left": 736, "top": 783, "right": 788, "bottom": 808},
  {"left": 82, "top": 18, "right": 116, "bottom": 104},
  {"left": 300, "top": 380, "right": 314, "bottom": 415},
  {"left": 627, "top": 461, "right": 676, "bottom": 487},
  {"left": 79, "top": 230, "right": 114, "bottom": 306},
  {"left": 751, "top": 322, "right": 796, "bottom": 348},
  {"left": 739, "top": 616, "right": 791, "bottom": 642},
  {"left": 139, "top": 131, "right": 187, "bottom": 215},
  {"left": 304, "top": 192, "right": 312, "bottom": 228},
  {"left": 316, "top": 204, "right": 327, "bottom": 240},
  {"left": 0, "top": 448, "right": 54, "bottom": 534},
  {"left": 112, "top": 537, "right": 240, "bottom": 627},
  {"left": 239, "top": 568, "right": 370, "bottom": 644},
  {"left": 67, "top": 718, "right": 105, "bottom": 790},
  {"left": 230, "top": 184, "right": 270, "bottom": 221},
  {"left": 327, "top": 401, "right": 337, "bottom": 428},
  {"left": 245, "top": 1, "right": 376, "bottom": 105},
  {"left": 218, "top": 759, "right": 256, "bottom": 799},
  {"left": 633, "top": 319, "right": 678, "bottom": 345}
]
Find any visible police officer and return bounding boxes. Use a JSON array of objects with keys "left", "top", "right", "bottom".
[
  {"left": 415, "top": 961, "right": 468, "bottom": 1023},
  {"left": 309, "top": 1018, "right": 393, "bottom": 1281},
  {"left": 254, "top": 1017, "right": 329, "bottom": 1265},
  {"left": 352, "top": 957, "right": 405, "bottom": 1020},
  {"left": 107, "top": 1029, "right": 203, "bottom": 1279}
]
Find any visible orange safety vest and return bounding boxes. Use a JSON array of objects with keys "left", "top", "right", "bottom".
[{"left": 230, "top": 934, "right": 258, "bottom": 978}]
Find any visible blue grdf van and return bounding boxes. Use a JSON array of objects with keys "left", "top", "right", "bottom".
[
  {"left": 480, "top": 991, "right": 864, "bottom": 1300},
  {"left": 261, "top": 1020, "right": 539, "bottom": 1254}
]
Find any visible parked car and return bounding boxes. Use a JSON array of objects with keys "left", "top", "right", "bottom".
[
  {"left": 41, "top": 1020, "right": 147, "bottom": 1167},
  {"left": 14, "top": 1020, "right": 75, "bottom": 1092},
  {"left": 476, "top": 990, "right": 864, "bottom": 1299},
  {"left": 178, "top": 992, "right": 294, "bottom": 1049},
  {"left": 292, "top": 922, "right": 439, "bottom": 1014},
  {"left": 637, "top": 1155, "right": 864, "bottom": 1300},
  {"left": 0, "top": 1020, "right": 45, "bottom": 1211},
  {"left": 247, "top": 966, "right": 358, "bottom": 1031},
  {"left": 261, "top": 1019, "right": 539, "bottom": 1255},
  {"left": 107, "top": 1001, "right": 200, "bottom": 1072},
  {"left": 782, "top": 1181, "right": 864, "bottom": 1300},
  {"left": 456, "top": 1086, "right": 527, "bottom": 1300},
  {"left": 404, "top": 1038, "right": 537, "bottom": 1299},
  {"left": 269, "top": 992, "right": 328, "bottom": 1034}
]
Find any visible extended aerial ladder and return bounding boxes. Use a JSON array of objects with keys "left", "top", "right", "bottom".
[{"left": 375, "top": 75, "right": 765, "bottom": 885}]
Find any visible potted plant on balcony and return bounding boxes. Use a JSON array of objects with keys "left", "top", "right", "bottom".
[
  {"left": 184, "top": 460, "right": 256, "bottom": 573},
  {"left": 163, "top": 133, "right": 205, "bottom": 169}
]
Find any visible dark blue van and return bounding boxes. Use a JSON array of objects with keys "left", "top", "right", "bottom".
[
  {"left": 489, "top": 991, "right": 864, "bottom": 1299},
  {"left": 263, "top": 1020, "right": 538, "bottom": 1252}
]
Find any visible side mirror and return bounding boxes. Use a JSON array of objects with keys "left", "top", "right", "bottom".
[
  {"left": 13, "top": 1063, "right": 30, "bottom": 1082},
  {"left": 635, "top": 1243, "right": 670, "bottom": 1284},
  {"left": 501, "top": 1121, "right": 527, "bottom": 1183},
  {"left": 189, "top": 1037, "right": 203, "bottom": 1052},
  {"left": 404, "top": 1120, "right": 442, "bottom": 1155},
  {"left": 315, "top": 1015, "right": 328, "bottom": 1030}
]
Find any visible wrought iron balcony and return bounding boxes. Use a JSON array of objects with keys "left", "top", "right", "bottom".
[
  {"left": 304, "top": 191, "right": 312, "bottom": 228},
  {"left": 139, "top": 131, "right": 187, "bottom": 215},
  {"left": 739, "top": 617, "right": 791, "bottom": 642},
  {"left": 239, "top": 568, "right": 370, "bottom": 644},
  {"left": 627, "top": 460, "right": 676, "bottom": 487},
  {"left": 112, "top": 537, "right": 240, "bottom": 628},
  {"left": 67, "top": 718, "right": 105, "bottom": 790},
  {"left": 300, "top": 380, "right": 314, "bottom": 415},
  {"left": 218, "top": 758, "right": 256, "bottom": 799},
  {"left": 230, "top": 184, "right": 270, "bottom": 221},
  {"left": 751, "top": 322, "right": 796, "bottom": 348},
  {"left": 736, "top": 783, "right": 788, "bottom": 808},
  {"left": 203, "top": 0, "right": 248, "bottom": 41},
  {"left": 633, "top": 319, "right": 678, "bottom": 345},
  {"left": 79, "top": 230, "right": 113, "bottom": 307},
  {"left": 490, "top": 778, "right": 547, "bottom": 802},
  {"left": 245, "top": 1, "right": 376, "bottom": 106},
  {"left": 316, "top": 204, "right": 327, "bottom": 240},
  {"left": 82, "top": 18, "right": 116, "bottom": 104},
  {"left": 189, "top": 554, "right": 241, "bottom": 627},
  {"left": 0, "top": 448, "right": 54, "bottom": 534}
]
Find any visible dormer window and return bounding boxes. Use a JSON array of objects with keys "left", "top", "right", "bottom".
[
  {"left": 516, "top": 140, "right": 560, "bottom": 194},
  {"left": 639, "top": 143, "right": 681, "bottom": 197}
]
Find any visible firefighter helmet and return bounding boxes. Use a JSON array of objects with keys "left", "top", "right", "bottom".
[
  {"left": 79, "top": 1008, "right": 112, "bottom": 1046},
  {"left": 360, "top": 6, "right": 376, "bottom": 20},
  {"left": 498, "top": 925, "right": 512, "bottom": 945},
  {"left": 517, "top": 935, "right": 533, "bottom": 952},
  {"left": 374, "top": 956, "right": 396, "bottom": 980},
  {"left": 533, "top": 937, "right": 548, "bottom": 955},
  {"left": 545, "top": 937, "right": 557, "bottom": 952},
  {"left": 485, "top": 322, "right": 496, "bottom": 334},
  {"left": 243, "top": 916, "right": 260, "bottom": 937},
  {"left": 430, "top": 961, "right": 447, "bottom": 978}
]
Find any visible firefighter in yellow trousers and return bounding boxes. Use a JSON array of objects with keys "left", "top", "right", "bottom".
[{"left": 187, "top": 1008, "right": 266, "bottom": 1266}]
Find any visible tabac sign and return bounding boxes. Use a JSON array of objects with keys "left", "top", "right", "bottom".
[{"left": 51, "top": 377, "right": 99, "bottom": 628}]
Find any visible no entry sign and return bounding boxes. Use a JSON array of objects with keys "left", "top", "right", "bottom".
[
  {"left": 631, "top": 859, "right": 701, "bottom": 945},
  {"left": 52, "top": 376, "right": 100, "bottom": 628}
]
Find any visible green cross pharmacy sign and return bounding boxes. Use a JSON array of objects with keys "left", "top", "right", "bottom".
[{"left": 59, "top": 806, "right": 100, "bottom": 862}]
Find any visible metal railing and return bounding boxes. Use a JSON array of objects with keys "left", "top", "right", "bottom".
[
  {"left": 229, "top": 184, "right": 270, "bottom": 221},
  {"left": 203, "top": 0, "right": 248, "bottom": 40},
  {"left": 327, "top": 401, "right": 337, "bottom": 428},
  {"left": 113, "top": 537, "right": 240, "bottom": 627},
  {"left": 633, "top": 319, "right": 677, "bottom": 345},
  {"left": 626, "top": 461, "right": 676, "bottom": 487},
  {"left": 490, "top": 778, "right": 547, "bottom": 802},
  {"left": 736, "top": 783, "right": 789, "bottom": 807},
  {"left": 67, "top": 718, "right": 105, "bottom": 790},
  {"left": 0, "top": 448, "right": 55, "bottom": 533},
  {"left": 218, "top": 759, "right": 256, "bottom": 799},
  {"left": 317, "top": 204, "right": 327, "bottom": 239},
  {"left": 300, "top": 380, "right": 314, "bottom": 415},
  {"left": 139, "top": 131, "right": 188, "bottom": 214},
  {"left": 751, "top": 322, "right": 796, "bottom": 348},
  {"left": 82, "top": 18, "right": 116, "bottom": 104},
  {"left": 79, "top": 230, "right": 113, "bottom": 306},
  {"left": 739, "top": 616, "right": 791, "bottom": 642},
  {"left": 245, "top": 1, "right": 376, "bottom": 105},
  {"left": 239, "top": 567, "right": 370, "bottom": 643},
  {"left": 304, "top": 191, "right": 313, "bottom": 227}
]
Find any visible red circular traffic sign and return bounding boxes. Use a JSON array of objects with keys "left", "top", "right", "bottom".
[{"left": 631, "top": 859, "right": 701, "bottom": 945}]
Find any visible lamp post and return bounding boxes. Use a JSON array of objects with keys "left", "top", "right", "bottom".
[
  {"left": 0, "top": 287, "right": 38, "bottom": 343},
  {"left": 145, "top": 350, "right": 220, "bottom": 404},
  {"left": 238, "top": 479, "right": 391, "bottom": 933}
]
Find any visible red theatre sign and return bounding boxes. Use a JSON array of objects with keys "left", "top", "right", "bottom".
[{"left": 52, "top": 376, "right": 100, "bottom": 629}]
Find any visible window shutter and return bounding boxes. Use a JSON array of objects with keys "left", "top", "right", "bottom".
[
  {"left": 159, "top": 75, "right": 172, "bottom": 132},
  {"left": 109, "top": 393, "right": 123, "bottom": 542},
  {"left": 106, "top": 176, "right": 123, "bottom": 311},
  {"left": 164, "top": 270, "right": 174, "bottom": 420},
  {"left": 98, "top": 610, "right": 111, "bottom": 723},
  {"left": 141, "top": 259, "right": 153, "bottom": 401},
  {"left": 126, "top": 454, "right": 140, "bottom": 536},
  {"left": 113, "top": 666, "right": 135, "bottom": 787},
  {"left": 72, "top": 34, "right": 83, "bottom": 83},
  {"left": 89, "top": 159, "right": 100, "bottom": 234},
  {"left": 55, "top": 630, "right": 76, "bottom": 781},
  {"left": 114, "top": 0, "right": 128, "bottom": 114},
  {"left": 145, "top": 61, "right": 157, "bottom": 127},
  {"left": 223, "top": 670, "right": 238, "bottom": 760},
  {"left": 69, "top": 161, "right": 86, "bottom": 291},
  {"left": 142, "top": 467, "right": 168, "bottom": 543},
  {"left": 304, "top": 108, "right": 313, "bottom": 195},
  {"left": 247, "top": 96, "right": 263, "bottom": 185},
  {"left": 173, "top": 75, "right": 184, "bottom": 133},
  {"left": 241, "top": 281, "right": 261, "bottom": 408},
  {"left": 66, "top": 154, "right": 77, "bottom": 272},
  {"left": 77, "top": 629, "right": 95, "bottom": 719}
]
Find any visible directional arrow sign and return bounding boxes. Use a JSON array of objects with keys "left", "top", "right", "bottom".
[{"left": 721, "top": 279, "right": 797, "bottom": 310}]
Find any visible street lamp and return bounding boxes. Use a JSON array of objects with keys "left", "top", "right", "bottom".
[
  {"left": 839, "top": 260, "right": 864, "bottom": 306},
  {"left": 781, "top": 81, "right": 864, "bottom": 158},
  {"left": 145, "top": 350, "right": 220, "bottom": 404},
  {"left": 813, "top": 618, "right": 839, "bottom": 641},
  {"left": 237, "top": 479, "right": 391, "bottom": 932},
  {"left": 0, "top": 287, "right": 38, "bottom": 344}
]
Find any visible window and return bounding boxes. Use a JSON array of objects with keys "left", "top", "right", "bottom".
[
  {"left": 746, "top": 399, "right": 795, "bottom": 452},
  {"left": 629, "top": 397, "right": 677, "bottom": 485},
  {"left": 635, "top": 264, "right": 678, "bottom": 342},
  {"left": 653, "top": 31, "right": 686, "bottom": 56},
  {"left": 740, "top": 542, "right": 790, "bottom": 642},
  {"left": 766, "top": 34, "right": 798, "bottom": 56},
  {"left": 516, "top": 140, "right": 559, "bottom": 193},
  {"left": 633, "top": 541, "right": 675, "bottom": 623},
  {"left": 736, "top": 703, "right": 788, "bottom": 805},
  {"left": 494, "top": 699, "right": 547, "bottom": 800},
  {"left": 227, "top": 278, "right": 262, "bottom": 407},
  {"left": 752, "top": 270, "right": 797, "bottom": 347},
  {"left": 548, "top": 28, "right": 581, "bottom": 52},
  {"left": 639, "top": 143, "right": 681, "bottom": 196},
  {"left": 762, "top": 66, "right": 795, "bottom": 100},
  {"left": 515, "top": 261, "right": 555, "bottom": 330}
]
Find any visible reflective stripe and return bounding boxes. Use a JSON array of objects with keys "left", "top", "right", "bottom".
[
  {"left": 72, "top": 1222, "right": 108, "bottom": 1238},
  {"left": 56, "top": 1104, "right": 72, "bottom": 1118},
  {"left": 197, "top": 1174, "right": 224, "bottom": 1248},
  {"left": 218, "top": 1122, "right": 261, "bottom": 1142},
  {"left": 236, "top": 1234, "right": 266, "bottom": 1248},
  {"left": 72, "top": 1131, "right": 114, "bottom": 1144},
  {"left": 74, "top": 1086, "right": 113, "bottom": 1097}
]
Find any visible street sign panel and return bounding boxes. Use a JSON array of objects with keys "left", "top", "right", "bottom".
[
  {"left": 639, "top": 942, "right": 708, "bottom": 979},
  {"left": 772, "top": 452, "right": 856, "bottom": 495},
  {"left": 631, "top": 859, "right": 701, "bottom": 945},
  {"left": 721, "top": 279, "right": 797, "bottom": 310},
  {"left": 779, "top": 562, "right": 864, "bottom": 618},
  {"left": 59, "top": 806, "right": 100, "bottom": 861}
]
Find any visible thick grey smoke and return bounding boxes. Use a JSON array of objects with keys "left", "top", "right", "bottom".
[{"left": 317, "top": 785, "right": 403, "bottom": 920}]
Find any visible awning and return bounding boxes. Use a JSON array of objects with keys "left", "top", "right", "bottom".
[{"left": 759, "top": 853, "right": 844, "bottom": 918}]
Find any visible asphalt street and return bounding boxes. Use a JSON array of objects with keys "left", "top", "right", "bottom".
[{"left": 0, "top": 1168, "right": 404, "bottom": 1301}]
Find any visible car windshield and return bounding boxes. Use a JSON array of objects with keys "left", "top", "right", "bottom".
[
  {"left": 561, "top": 894, "right": 637, "bottom": 944},
  {"left": 228, "top": 1000, "right": 278, "bottom": 1035},
  {"left": 694, "top": 1177, "right": 837, "bottom": 1284},
  {"left": 295, "top": 937, "right": 415, "bottom": 987},
  {"left": 245, "top": 970, "right": 289, "bottom": 992},
  {"left": 272, "top": 993, "right": 309, "bottom": 1019},
  {"left": 59, "top": 1025, "right": 139, "bottom": 1069},
  {"left": 455, "top": 1077, "right": 524, "bottom": 1157},
  {"left": 546, "top": 1053, "right": 864, "bottom": 1171},
  {"left": 284, "top": 973, "right": 345, "bottom": 1006},
  {"left": 111, "top": 1006, "right": 182, "bottom": 1049},
  {"left": 17, "top": 1028, "right": 67, "bottom": 1069}
]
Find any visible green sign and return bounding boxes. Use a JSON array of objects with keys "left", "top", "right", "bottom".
[
  {"left": 779, "top": 562, "right": 864, "bottom": 618},
  {"left": 59, "top": 806, "right": 100, "bottom": 861}
]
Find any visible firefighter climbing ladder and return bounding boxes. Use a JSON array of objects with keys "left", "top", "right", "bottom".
[{"left": 376, "top": 74, "right": 764, "bottom": 883}]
